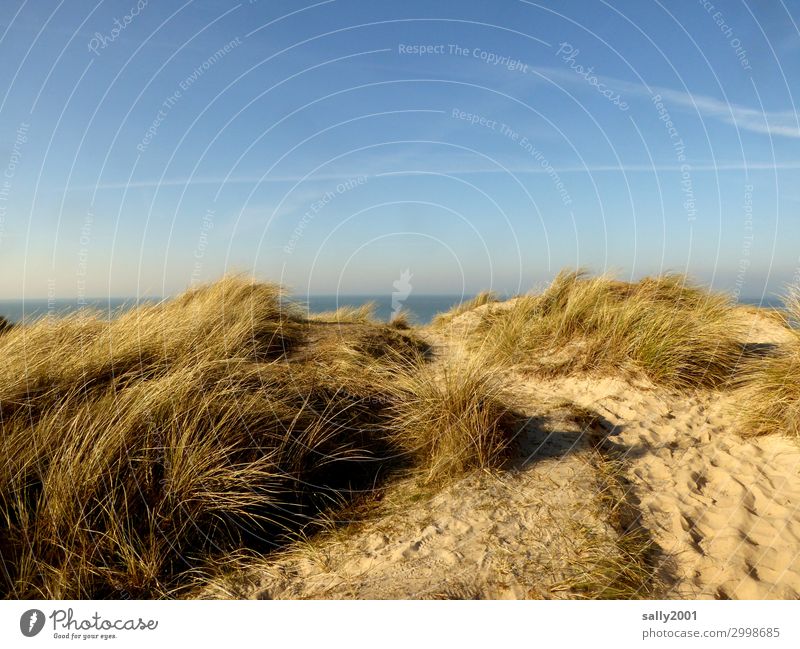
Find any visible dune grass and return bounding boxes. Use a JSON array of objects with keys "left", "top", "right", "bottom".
[
  {"left": 738, "top": 289, "right": 800, "bottom": 437},
  {"left": 306, "top": 301, "right": 377, "bottom": 324},
  {"left": 387, "top": 354, "right": 525, "bottom": 484},
  {"left": 307, "top": 303, "right": 414, "bottom": 328},
  {"left": 463, "top": 270, "right": 746, "bottom": 390},
  {"left": 431, "top": 291, "right": 499, "bottom": 328},
  {"left": 0, "top": 276, "right": 525, "bottom": 598},
  {"left": 388, "top": 308, "right": 414, "bottom": 329},
  {"left": 0, "top": 316, "right": 11, "bottom": 335}
]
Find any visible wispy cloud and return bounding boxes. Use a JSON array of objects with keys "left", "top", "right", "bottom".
[
  {"left": 382, "top": 161, "right": 800, "bottom": 174},
  {"left": 68, "top": 171, "right": 368, "bottom": 192},
  {"left": 74, "top": 160, "right": 800, "bottom": 193},
  {"left": 534, "top": 65, "right": 800, "bottom": 139},
  {"left": 644, "top": 84, "right": 800, "bottom": 139}
]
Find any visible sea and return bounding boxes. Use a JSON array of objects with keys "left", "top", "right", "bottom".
[
  {"left": 0, "top": 294, "right": 786, "bottom": 326},
  {"left": 0, "top": 295, "right": 474, "bottom": 326}
]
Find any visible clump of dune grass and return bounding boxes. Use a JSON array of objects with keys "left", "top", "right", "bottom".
[
  {"left": 466, "top": 270, "right": 746, "bottom": 390},
  {"left": 0, "top": 276, "right": 528, "bottom": 598},
  {"left": 307, "top": 301, "right": 377, "bottom": 324},
  {"left": 0, "top": 316, "right": 11, "bottom": 334},
  {"left": 387, "top": 355, "right": 525, "bottom": 484},
  {"left": 737, "top": 288, "right": 800, "bottom": 437},
  {"left": 0, "top": 277, "right": 433, "bottom": 598},
  {"left": 431, "top": 291, "right": 499, "bottom": 327},
  {"left": 389, "top": 308, "right": 414, "bottom": 329}
]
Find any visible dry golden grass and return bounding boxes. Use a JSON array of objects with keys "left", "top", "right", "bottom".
[
  {"left": 431, "top": 291, "right": 499, "bottom": 327},
  {"left": 306, "top": 301, "right": 377, "bottom": 324},
  {"left": 465, "top": 270, "right": 747, "bottom": 390},
  {"left": 0, "top": 277, "right": 525, "bottom": 598},
  {"left": 0, "top": 316, "right": 11, "bottom": 334},
  {"left": 387, "top": 354, "right": 525, "bottom": 485},
  {"left": 388, "top": 308, "right": 414, "bottom": 329},
  {"left": 738, "top": 289, "right": 800, "bottom": 437}
]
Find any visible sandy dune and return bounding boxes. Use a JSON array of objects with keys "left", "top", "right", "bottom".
[
  {"left": 205, "top": 308, "right": 800, "bottom": 600},
  {"left": 543, "top": 375, "right": 800, "bottom": 599}
]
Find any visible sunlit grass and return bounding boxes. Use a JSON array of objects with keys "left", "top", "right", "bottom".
[
  {"left": 431, "top": 291, "right": 499, "bottom": 328},
  {"left": 738, "top": 288, "right": 800, "bottom": 437},
  {"left": 0, "top": 277, "right": 521, "bottom": 598},
  {"left": 465, "top": 270, "right": 747, "bottom": 390}
]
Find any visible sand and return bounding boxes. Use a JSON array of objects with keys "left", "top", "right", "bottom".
[
  {"left": 204, "top": 307, "right": 800, "bottom": 600},
  {"left": 538, "top": 375, "right": 800, "bottom": 598}
]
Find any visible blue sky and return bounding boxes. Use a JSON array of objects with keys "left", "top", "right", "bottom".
[{"left": 0, "top": 0, "right": 798, "bottom": 300}]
